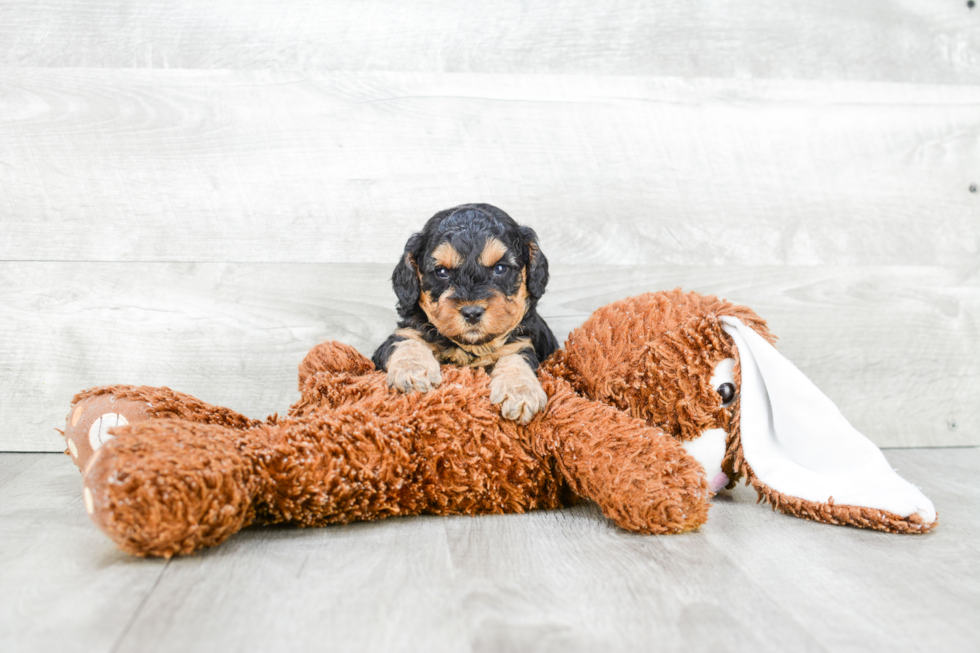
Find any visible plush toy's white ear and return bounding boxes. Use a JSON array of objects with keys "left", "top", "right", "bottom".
[{"left": 720, "top": 316, "right": 936, "bottom": 532}]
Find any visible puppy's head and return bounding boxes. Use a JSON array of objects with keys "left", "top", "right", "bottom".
[{"left": 392, "top": 204, "right": 549, "bottom": 345}]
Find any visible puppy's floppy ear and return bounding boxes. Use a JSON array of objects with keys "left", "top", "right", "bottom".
[
  {"left": 392, "top": 233, "right": 423, "bottom": 309},
  {"left": 519, "top": 226, "right": 549, "bottom": 298}
]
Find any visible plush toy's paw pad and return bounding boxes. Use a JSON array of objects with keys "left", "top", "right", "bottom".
[
  {"left": 489, "top": 357, "right": 548, "bottom": 425},
  {"left": 64, "top": 394, "right": 152, "bottom": 472},
  {"left": 386, "top": 339, "right": 442, "bottom": 393}
]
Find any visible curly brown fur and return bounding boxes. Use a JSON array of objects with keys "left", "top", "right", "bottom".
[
  {"left": 79, "top": 341, "right": 708, "bottom": 557},
  {"left": 544, "top": 290, "right": 933, "bottom": 535},
  {"left": 535, "top": 371, "right": 709, "bottom": 534},
  {"left": 542, "top": 290, "right": 773, "bottom": 444},
  {"left": 71, "top": 385, "right": 259, "bottom": 427},
  {"left": 543, "top": 290, "right": 772, "bottom": 493},
  {"left": 739, "top": 458, "right": 935, "bottom": 534},
  {"left": 73, "top": 288, "right": 931, "bottom": 552},
  {"left": 84, "top": 420, "right": 257, "bottom": 557},
  {"left": 298, "top": 342, "right": 375, "bottom": 389},
  {"left": 297, "top": 347, "right": 706, "bottom": 532},
  {"left": 64, "top": 385, "right": 261, "bottom": 472}
]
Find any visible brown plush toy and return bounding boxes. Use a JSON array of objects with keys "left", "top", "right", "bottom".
[
  {"left": 63, "top": 336, "right": 709, "bottom": 558},
  {"left": 63, "top": 290, "right": 935, "bottom": 557}
]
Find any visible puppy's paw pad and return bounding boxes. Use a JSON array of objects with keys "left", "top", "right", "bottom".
[{"left": 489, "top": 375, "right": 548, "bottom": 425}]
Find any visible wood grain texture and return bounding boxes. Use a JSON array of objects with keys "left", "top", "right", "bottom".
[
  {"left": 3, "top": 262, "right": 976, "bottom": 451},
  {"left": 2, "top": 449, "right": 976, "bottom": 652},
  {"left": 442, "top": 506, "right": 827, "bottom": 652},
  {"left": 699, "top": 447, "right": 980, "bottom": 652},
  {"left": 117, "top": 519, "right": 468, "bottom": 653},
  {"left": 2, "top": 3, "right": 977, "bottom": 454},
  {"left": 0, "top": 1, "right": 977, "bottom": 84},
  {"left": 1, "top": 70, "right": 977, "bottom": 265},
  {"left": 543, "top": 264, "right": 980, "bottom": 449},
  {"left": 0, "top": 453, "right": 169, "bottom": 653}
]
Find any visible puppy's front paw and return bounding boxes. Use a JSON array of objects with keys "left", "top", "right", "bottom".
[
  {"left": 386, "top": 339, "right": 442, "bottom": 393},
  {"left": 489, "top": 355, "right": 548, "bottom": 425}
]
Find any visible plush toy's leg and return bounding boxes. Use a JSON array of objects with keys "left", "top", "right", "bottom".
[
  {"left": 64, "top": 386, "right": 260, "bottom": 473},
  {"left": 243, "top": 407, "right": 425, "bottom": 528},
  {"left": 82, "top": 402, "right": 428, "bottom": 557},
  {"left": 83, "top": 419, "right": 259, "bottom": 557},
  {"left": 533, "top": 375, "right": 710, "bottom": 534}
]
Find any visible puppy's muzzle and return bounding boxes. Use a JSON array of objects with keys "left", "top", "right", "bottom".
[{"left": 460, "top": 305, "right": 485, "bottom": 325}]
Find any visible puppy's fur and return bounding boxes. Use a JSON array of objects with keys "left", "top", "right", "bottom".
[{"left": 372, "top": 204, "right": 558, "bottom": 423}]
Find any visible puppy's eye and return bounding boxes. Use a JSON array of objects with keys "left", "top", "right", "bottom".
[
  {"left": 717, "top": 382, "right": 736, "bottom": 407},
  {"left": 492, "top": 263, "right": 508, "bottom": 276},
  {"left": 434, "top": 266, "right": 450, "bottom": 280}
]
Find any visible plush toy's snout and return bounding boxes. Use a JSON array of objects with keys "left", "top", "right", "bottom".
[{"left": 680, "top": 356, "right": 737, "bottom": 493}]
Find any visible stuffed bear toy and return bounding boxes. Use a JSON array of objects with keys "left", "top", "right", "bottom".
[{"left": 62, "top": 290, "right": 936, "bottom": 558}]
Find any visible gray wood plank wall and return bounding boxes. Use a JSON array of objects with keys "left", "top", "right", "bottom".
[{"left": 1, "top": 1, "right": 978, "bottom": 451}]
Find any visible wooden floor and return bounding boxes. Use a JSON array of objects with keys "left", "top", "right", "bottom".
[{"left": 2, "top": 448, "right": 977, "bottom": 653}]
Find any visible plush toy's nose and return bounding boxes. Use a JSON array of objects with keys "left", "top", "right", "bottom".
[
  {"left": 460, "top": 305, "right": 485, "bottom": 324},
  {"left": 683, "top": 427, "right": 729, "bottom": 493}
]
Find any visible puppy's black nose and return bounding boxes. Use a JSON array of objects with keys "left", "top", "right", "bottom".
[{"left": 460, "top": 305, "right": 485, "bottom": 324}]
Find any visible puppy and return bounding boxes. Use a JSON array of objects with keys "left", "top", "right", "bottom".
[{"left": 372, "top": 204, "right": 559, "bottom": 424}]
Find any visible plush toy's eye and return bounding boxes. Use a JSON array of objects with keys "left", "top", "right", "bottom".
[
  {"left": 434, "top": 266, "right": 450, "bottom": 280},
  {"left": 492, "top": 263, "right": 507, "bottom": 276},
  {"left": 717, "top": 382, "right": 736, "bottom": 406},
  {"left": 711, "top": 358, "right": 736, "bottom": 408}
]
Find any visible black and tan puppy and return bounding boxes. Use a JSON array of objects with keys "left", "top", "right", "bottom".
[{"left": 372, "top": 204, "right": 559, "bottom": 424}]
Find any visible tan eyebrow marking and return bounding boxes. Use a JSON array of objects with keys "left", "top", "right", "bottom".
[
  {"left": 478, "top": 237, "right": 510, "bottom": 267},
  {"left": 431, "top": 242, "right": 463, "bottom": 269}
]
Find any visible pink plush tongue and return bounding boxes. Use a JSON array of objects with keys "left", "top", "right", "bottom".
[{"left": 709, "top": 472, "right": 730, "bottom": 493}]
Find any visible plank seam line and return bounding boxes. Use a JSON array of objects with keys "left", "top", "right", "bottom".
[{"left": 110, "top": 558, "right": 172, "bottom": 653}]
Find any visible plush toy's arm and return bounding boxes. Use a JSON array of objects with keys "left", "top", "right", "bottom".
[
  {"left": 531, "top": 374, "right": 710, "bottom": 534},
  {"left": 81, "top": 401, "right": 428, "bottom": 558},
  {"left": 298, "top": 341, "right": 377, "bottom": 388},
  {"left": 293, "top": 341, "right": 394, "bottom": 417}
]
